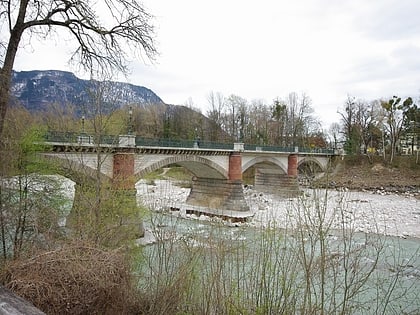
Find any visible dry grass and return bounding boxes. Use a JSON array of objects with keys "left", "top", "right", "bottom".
[
  {"left": 0, "top": 242, "right": 141, "bottom": 314},
  {"left": 318, "top": 155, "right": 420, "bottom": 190}
]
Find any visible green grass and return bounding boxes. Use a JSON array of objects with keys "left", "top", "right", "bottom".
[
  {"left": 164, "top": 166, "right": 193, "bottom": 181},
  {"left": 141, "top": 166, "right": 193, "bottom": 186},
  {"left": 142, "top": 169, "right": 164, "bottom": 182}
]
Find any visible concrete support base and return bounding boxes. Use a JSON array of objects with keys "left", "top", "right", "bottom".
[
  {"left": 185, "top": 177, "right": 250, "bottom": 214},
  {"left": 255, "top": 168, "right": 301, "bottom": 197}
]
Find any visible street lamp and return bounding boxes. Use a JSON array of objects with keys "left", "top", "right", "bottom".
[
  {"left": 128, "top": 106, "right": 133, "bottom": 134},
  {"left": 81, "top": 115, "right": 85, "bottom": 133}
]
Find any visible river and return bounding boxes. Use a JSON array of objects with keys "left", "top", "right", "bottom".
[{"left": 134, "top": 179, "right": 420, "bottom": 314}]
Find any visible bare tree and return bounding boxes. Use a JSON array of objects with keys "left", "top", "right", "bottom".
[
  {"left": 381, "top": 96, "right": 414, "bottom": 163},
  {"left": 249, "top": 99, "right": 270, "bottom": 145},
  {"left": 66, "top": 78, "right": 143, "bottom": 245},
  {"left": 353, "top": 99, "right": 377, "bottom": 154},
  {"left": 137, "top": 104, "right": 166, "bottom": 138},
  {"left": 0, "top": 107, "right": 66, "bottom": 260},
  {"left": 0, "top": 0, "right": 157, "bottom": 135},
  {"left": 237, "top": 97, "right": 249, "bottom": 142},
  {"left": 403, "top": 102, "right": 420, "bottom": 156},
  {"left": 285, "top": 92, "right": 316, "bottom": 147},
  {"left": 206, "top": 91, "right": 226, "bottom": 141},
  {"left": 339, "top": 95, "right": 361, "bottom": 154},
  {"left": 339, "top": 96, "right": 390, "bottom": 157},
  {"left": 328, "top": 122, "right": 341, "bottom": 150},
  {"left": 225, "top": 94, "right": 247, "bottom": 141}
]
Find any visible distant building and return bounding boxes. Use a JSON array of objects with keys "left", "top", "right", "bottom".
[{"left": 399, "top": 131, "right": 419, "bottom": 155}]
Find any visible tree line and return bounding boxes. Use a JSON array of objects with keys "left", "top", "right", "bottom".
[
  {"left": 14, "top": 89, "right": 324, "bottom": 149},
  {"left": 127, "top": 90, "right": 420, "bottom": 165},
  {"left": 205, "top": 91, "right": 325, "bottom": 148},
  {"left": 337, "top": 95, "right": 419, "bottom": 163}
]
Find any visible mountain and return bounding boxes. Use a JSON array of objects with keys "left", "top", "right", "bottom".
[{"left": 10, "top": 70, "right": 164, "bottom": 113}]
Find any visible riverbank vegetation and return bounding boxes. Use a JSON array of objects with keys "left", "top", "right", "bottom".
[
  {"left": 316, "top": 154, "right": 420, "bottom": 192},
  {"left": 0, "top": 104, "right": 146, "bottom": 312}
]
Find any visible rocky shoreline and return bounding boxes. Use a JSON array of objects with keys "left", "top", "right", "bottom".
[
  {"left": 314, "top": 159, "right": 420, "bottom": 198},
  {"left": 316, "top": 182, "right": 420, "bottom": 198},
  {"left": 137, "top": 179, "right": 420, "bottom": 239},
  {"left": 246, "top": 187, "right": 420, "bottom": 239}
]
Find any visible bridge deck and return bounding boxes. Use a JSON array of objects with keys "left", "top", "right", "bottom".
[{"left": 43, "top": 131, "right": 337, "bottom": 156}]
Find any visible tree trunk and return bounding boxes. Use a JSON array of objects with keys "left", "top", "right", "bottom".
[
  {"left": 0, "top": 1, "right": 28, "bottom": 136},
  {"left": 0, "top": 63, "right": 13, "bottom": 136}
]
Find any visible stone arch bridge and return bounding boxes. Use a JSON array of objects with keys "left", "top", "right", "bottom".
[{"left": 42, "top": 134, "right": 337, "bottom": 220}]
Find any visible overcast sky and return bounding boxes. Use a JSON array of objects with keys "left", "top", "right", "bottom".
[{"left": 13, "top": 0, "right": 420, "bottom": 128}]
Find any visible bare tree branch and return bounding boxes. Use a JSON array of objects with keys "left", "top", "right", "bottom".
[{"left": 0, "top": 0, "right": 158, "bottom": 135}]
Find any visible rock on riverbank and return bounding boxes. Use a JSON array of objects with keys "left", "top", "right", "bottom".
[
  {"left": 136, "top": 180, "right": 420, "bottom": 239},
  {"left": 245, "top": 186, "right": 420, "bottom": 239}
]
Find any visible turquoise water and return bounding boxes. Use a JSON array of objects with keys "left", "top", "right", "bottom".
[{"left": 138, "top": 212, "right": 420, "bottom": 314}]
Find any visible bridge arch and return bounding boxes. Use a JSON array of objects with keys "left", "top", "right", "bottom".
[
  {"left": 41, "top": 154, "right": 111, "bottom": 186},
  {"left": 298, "top": 156, "right": 327, "bottom": 173},
  {"left": 242, "top": 156, "right": 288, "bottom": 174},
  {"left": 135, "top": 155, "right": 228, "bottom": 181}
]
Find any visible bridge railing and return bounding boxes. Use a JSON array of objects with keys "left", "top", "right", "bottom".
[
  {"left": 298, "top": 147, "right": 335, "bottom": 154},
  {"left": 244, "top": 144, "right": 335, "bottom": 154},
  {"left": 197, "top": 141, "right": 233, "bottom": 150},
  {"left": 43, "top": 131, "right": 335, "bottom": 154},
  {"left": 135, "top": 137, "right": 195, "bottom": 148},
  {"left": 44, "top": 131, "right": 121, "bottom": 145},
  {"left": 135, "top": 137, "right": 234, "bottom": 150},
  {"left": 44, "top": 131, "right": 78, "bottom": 143},
  {"left": 244, "top": 144, "right": 296, "bottom": 152},
  {"left": 43, "top": 131, "right": 234, "bottom": 150},
  {"left": 98, "top": 135, "right": 120, "bottom": 145}
]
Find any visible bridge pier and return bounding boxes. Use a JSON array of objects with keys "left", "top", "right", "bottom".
[
  {"left": 185, "top": 152, "right": 250, "bottom": 219},
  {"left": 112, "top": 151, "right": 144, "bottom": 238},
  {"left": 254, "top": 169, "right": 300, "bottom": 197},
  {"left": 287, "top": 154, "right": 298, "bottom": 176},
  {"left": 113, "top": 152, "right": 136, "bottom": 189},
  {"left": 186, "top": 177, "right": 249, "bottom": 212},
  {"left": 254, "top": 154, "right": 301, "bottom": 197}
]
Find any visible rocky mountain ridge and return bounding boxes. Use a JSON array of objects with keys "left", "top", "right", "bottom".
[{"left": 10, "top": 70, "right": 163, "bottom": 113}]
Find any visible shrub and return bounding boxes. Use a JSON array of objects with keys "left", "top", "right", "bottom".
[{"left": 0, "top": 242, "right": 141, "bottom": 314}]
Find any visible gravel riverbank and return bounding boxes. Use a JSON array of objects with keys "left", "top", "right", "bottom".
[{"left": 136, "top": 180, "right": 420, "bottom": 239}]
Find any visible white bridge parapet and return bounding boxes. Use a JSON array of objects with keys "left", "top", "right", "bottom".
[{"left": 119, "top": 135, "right": 136, "bottom": 147}]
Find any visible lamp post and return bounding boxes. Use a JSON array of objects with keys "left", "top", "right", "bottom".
[
  {"left": 194, "top": 127, "right": 199, "bottom": 148},
  {"left": 81, "top": 115, "right": 85, "bottom": 134},
  {"left": 128, "top": 106, "right": 133, "bottom": 134}
]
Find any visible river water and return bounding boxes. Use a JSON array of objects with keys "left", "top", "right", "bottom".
[{"left": 135, "top": 179, "right": 420, "bottom": 314}]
